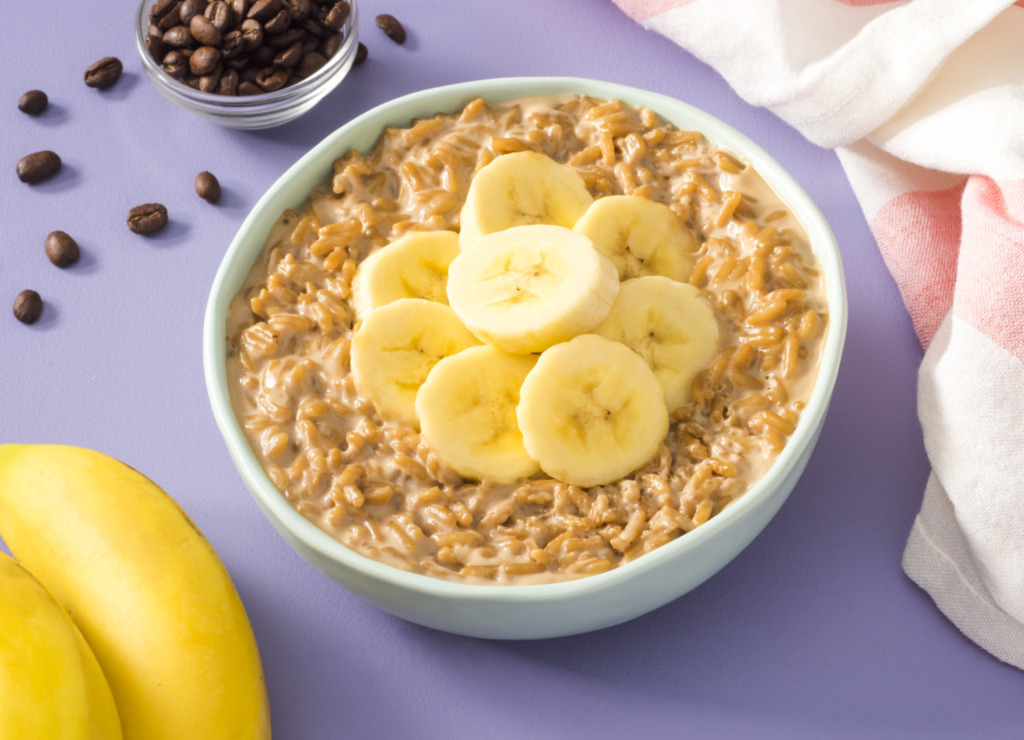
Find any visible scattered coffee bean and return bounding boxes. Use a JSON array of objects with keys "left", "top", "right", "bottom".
[
  {"left": 45, "top": 231, "right": 81, "bottom": 268},
  {"left": 18, "top": 90, "right": 49, "bottom": 115},
  {"left": 375, "top": 14, "right": 406, "bottom": 45},
  {"left": 195, "top": 171, "right": 222, "bottom": 203},
  {"left": 146, "top": 0, "right": 352, "bottom": 96},
  {"left": 17, "top": 151, "right": 62, "bottom": 184},
  {"left": 353, "top": 41, "right": 367, "bottom": 65},
  {"left": 13, "top": 290, "right": 43, "bottom": 325},
  {"left": 84, "top": 57, "right": 124, "bottom": 89},
  {"left": 127, "top": 203, "right": 169, "bottom": 235}
]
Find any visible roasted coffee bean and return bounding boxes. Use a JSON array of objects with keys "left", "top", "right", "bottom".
[
  {"left": 375, "top": 14, "right": 406, "bottom": 44},
  {"left": 163, "top": 24, "right": 194, "bottom": 48},
  {"left": 353, "top": 41, "right": 367, "bottom": 65},
  {"left": 251, "top": 44, "right": 275, "bottom": 67},
  {"left": 248, "top": 0, "right": 282, "bottom": 22},
  {"left": 239, "top": 19, "right": 264, "bottom": 51},
  {"left": 221, "top": 29, "right": 244, "bottom": 58},
  {"left": 84, "top": 57, "right": 124, "bottom": 89},
  {"left": 13, "top": 290, "right": 43, "bottom": 325},
  {"left": 320, "top": 32, "right": 343, "bottom": 58},
  {"left": 274, "top": 41, "right": 304, "bottom": 68},
  {"left": 127, "top": 203, "right": 169, "bottom": 235},
  {"left": 190, "top": 14, "right": 222, "bottom": 45},
  {"left": 255, "top": 66, "right": 289, "bottom": 91},
  {"left": 199, "top": 65, "right": 223, "bottom": 91},
  {"left": 150, "top": 0, "right": 180, "bottom": 20},
  {"left": 264, "top": 8, "right": 291, "bottom": 34},
  {"left": 321, "top": 1, "right": 349, "bottom": 31},
  {"left": 146, "top": 33, "right": 168, "bottom": 60},
  {"left": 151, "top": 0, "right": 184, "bottom": 30},
  {"left": 237, "top": 80, "right": 262, "bottom": 95},
  {"left": 195, "top": 171, "right": 222, "bottom": 203},
  {"left": 17, "top": 151, "right": 62, "bottom": 184},
  {"left": 302, "top": 17, "right": 326, "bottom": 37},
  {"left": 179, "top": 0, "right": 207, "bottom": 24},
  {"left": 231, "top": 0, "right": 249, "bottom": 19},
  {"left": 190, "top": 45, "right": 222, "bottom": 75},
  {"left": 217, "top": 67, "right": 239, "bottom": 94},
  {"left": 45, "top": 231, "right": 80, "bottom": 268},
  {"left": 227, "top": 54, "right": 251, "bottom": 71},
  {"left": 267, "top": 27, "right": 304, "bottom": 49},
  {"left": 18, "top": 90, "right": 48, "bottom": 115},
  {"left": 296, "top": 50, "right": 326, "bottom": 77},
  {"left": 205, "top": 0, "right": 234, "bottom": 31},
  {"left": 163, "top": 50, "right": 189, "bottom": 78}
]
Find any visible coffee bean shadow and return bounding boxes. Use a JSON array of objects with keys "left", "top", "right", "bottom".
[
  {"left": 26, "top": 164, "right": 82, "bottom": 194},
  {"left": 95, "top": 71, "right": 141, "bottom": 101},
  {"left": 139, "top": 217, "right": 192, "bottom": 247},
  {"left": 30, "top": 102, "right": 71, "bottom": 127},
  {"left": 213, "top": 186, "right": 246, "bottom": 211},
  {"left": 67, "top": 245, "right": 100, "bottom": 275},
  {"left": 27, "top": 298, "right": 61, "bottom": 330},
  {"left": 399, "top": 30, "right": 419, "bottom": 53}
]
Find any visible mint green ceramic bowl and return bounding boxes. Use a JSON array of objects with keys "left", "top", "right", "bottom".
[{"left": 203, "top": 77, "right": 847, "bottom": 639}]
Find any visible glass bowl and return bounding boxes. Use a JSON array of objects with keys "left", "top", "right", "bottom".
[
  {"left": 135, "top": 0, "right": 358, "bottom": 130},
  {"left": 204, "top": 77, "right": 848, "bottom": 638}
]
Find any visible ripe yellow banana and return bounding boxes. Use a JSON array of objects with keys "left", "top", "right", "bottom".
[
  {"left": 0, "top": 552, "right": 122, "bottom": 740},
  {"left": 351, "top": 230, "right": 461, "bottom": 320},
  {"left": 351, "top": 298, "right": 481, "bottom": 427},
  {"left": 594, "top": 276, "right": 720, "bottom": 411},
  {"left": 446, "top": 224, "right": 620, "bottom": 354},
  {"left": 458, "top": 151, "right": 594, "bottom": 249},
  {"left": 0, "top": 444, "right": 271, "bottom": 740},
  {"left": 416, "top": 345, "right": 539, "bottom": 483},
  {"left": 517, "top": 334, "right": 670, "bottom": 487},
  {"left": 572, "top": 194, "right": 695, "bottom": 281}
]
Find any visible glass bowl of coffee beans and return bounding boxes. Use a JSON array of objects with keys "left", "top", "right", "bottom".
[{"left": 136, "top": 0, "right": 358, "bottom": 129}]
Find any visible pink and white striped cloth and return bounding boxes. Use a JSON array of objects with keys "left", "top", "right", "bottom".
[{"left": 611, "top": 0, "right": 1024, "bottom": 668}]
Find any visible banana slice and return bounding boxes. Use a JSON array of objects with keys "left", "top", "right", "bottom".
[
  {"left": 594, "top": 276, "right": 720, "bottom": 412},
  {"left": 458, "top": 151, "right": 594, "bottom": 250},
  {"left": 446, "top": 224, "right": 620, "bottom": 354},
  {"left": 351, "top": 298, "right": 481, "bottom": 427},
  {"left": 572, "top": 194, "right": 695, "bottom": 281},
  {"left": 517, "top": 334, "right": 670, "bottom": 487},
  {"left": 352, "top": 230, "right": 460, "bottom": 320},
  {"left": 416, "top": 345, "right": 539, "bottom": 483}
]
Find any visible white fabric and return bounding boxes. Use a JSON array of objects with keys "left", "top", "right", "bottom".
[{"left": 612, "top": 0, "right": 1024, "bottom": 669}]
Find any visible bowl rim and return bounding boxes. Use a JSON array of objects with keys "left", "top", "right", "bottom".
[
  {"left": 134, "top": 0, "right": 359, "bottom": 110},
  {"left": 203, "top": 75, "right": 848, "bottom": 602}
]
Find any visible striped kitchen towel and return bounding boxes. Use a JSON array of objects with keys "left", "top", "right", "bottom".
[{"left": 611, "top": 0, "right": 1024, "bottom": 669}]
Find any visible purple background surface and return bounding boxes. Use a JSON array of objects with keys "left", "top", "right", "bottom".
[{"left": 3, "top": 1, "right": 1021, "bottom": 737}]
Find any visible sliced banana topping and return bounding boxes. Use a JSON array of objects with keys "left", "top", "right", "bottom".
[
  {"left": 446, "top": 224, "right": 620, "bottom": 355},
  {"left": 458, "top": 151, "right": 594, "bottom": 250},
  {"left": 350, "top": 298, "right": 481, "bottom": 427},
  {"left": 594, "top": 276, "right": 720, "bottom": 412},
  {"left": 417, "top": 345, "right": 540, "bottom": 483},
  {"left": 572, "top": 194, "right": 695, "bottom": 281},
  {"left": 351, "top": 230, "right": 460, "bottom": 320},
  {"left": 517, "top": 334, "right": 670, "bottom": 488}
]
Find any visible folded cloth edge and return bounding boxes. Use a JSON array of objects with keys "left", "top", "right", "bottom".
[{"left": 903, "top": 473, "right": 1024, "bottom": 671}]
